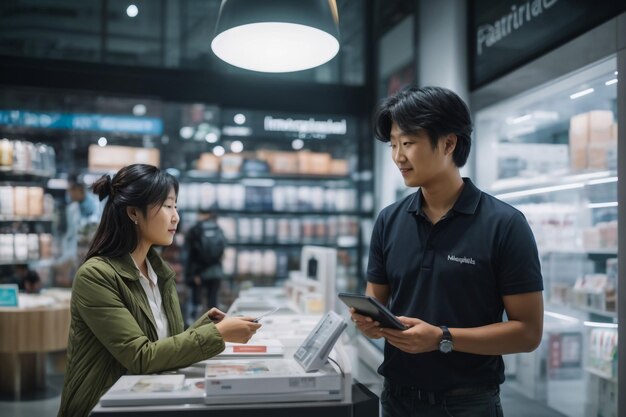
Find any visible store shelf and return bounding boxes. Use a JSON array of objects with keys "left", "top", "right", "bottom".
[
  {"left": 229, "top": 242, "right": 358, "bottom": 249},
  {"left": 0, "top": 216, "right": 53, "bottom": 222},
  {"left": 585, "top": 367, "right": 617, "bottom": 384},
  {"left": 184, "top": 170, "right": 357, "bottom": 183},
  {"left": 0, "top": 259, "right": 51, "bottom": 265},
  {"left": 572, "top": 305, "right": 617, "bottom": 321},
  {"left": 490, "top": 170, "right": 617, "bottom": 196},
  {"left": 540, "top": 248, "right": 617, "bottom": 256},
  {"left": 180, "top": 208, "right": 369, "bottom": 216}
]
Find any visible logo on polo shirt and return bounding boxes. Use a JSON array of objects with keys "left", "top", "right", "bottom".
[{"left": 447, "top": 254, "right": 476, "bottom": 265}]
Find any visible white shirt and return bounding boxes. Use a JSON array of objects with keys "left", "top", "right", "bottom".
[{"left": 134, "top": 256, "right": 170, "bottom": 340}]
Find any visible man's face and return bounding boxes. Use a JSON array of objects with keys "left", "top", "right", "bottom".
[
  {"left": 389, "top": 122, "right": 452, "bottom": 188},
  {"left": 68, "top": 185, "right": 84, "bottom": 202}
]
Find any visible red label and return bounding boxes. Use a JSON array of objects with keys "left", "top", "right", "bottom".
[{"left": 232, "top": 345, "right": 268, "bottom": 353}]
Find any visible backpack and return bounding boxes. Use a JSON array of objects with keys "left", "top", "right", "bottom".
[{"left": 195, "top": 220, "right": 226, "bottom": 266}]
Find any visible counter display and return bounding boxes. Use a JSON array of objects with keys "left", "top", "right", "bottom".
[
  {"left": 0, "top": 295, "right": 70, "bottom": 399},
  {"left": 91, "top": 288, "right": 377, "bottom": 417},
  {"left": 474, "top": 56, "right": 619, "bottom": 417}
]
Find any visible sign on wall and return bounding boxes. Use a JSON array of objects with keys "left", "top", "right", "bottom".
[
  {"left": 470, "top": 0, "right": 626, "bottom": 89},
  {"left": 0, "top": 110, "right": 163, "bottom": 135}
]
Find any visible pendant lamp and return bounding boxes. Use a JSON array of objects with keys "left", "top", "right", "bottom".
[{"left": 211, "top": 0, "right": 340, "bottom": 73}]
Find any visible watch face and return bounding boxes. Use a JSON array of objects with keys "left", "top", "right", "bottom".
[{"left": 439, "top": 340, "right": 453, "bottom": 353}]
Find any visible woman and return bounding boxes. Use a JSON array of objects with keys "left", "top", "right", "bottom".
[{"left": 58, "top": 164, "right": 260, "bottom": 417}]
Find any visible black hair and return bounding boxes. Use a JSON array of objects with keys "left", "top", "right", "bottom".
[
  {"left": 67, "top": 173, "right": 84, "bottom": 189},
  {"left": 85, "top": 164, "right": 179, "bottom": 260},
  {"left": 373, "top": 86, "right": 473, "bottom": 167}
]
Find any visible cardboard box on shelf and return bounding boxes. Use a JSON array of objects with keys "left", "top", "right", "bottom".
[
  {"left": 587, "top": 143, "right": 612, "bottom": 169},
  {"left": 196, "top": 153, "right": 220, "bottom": 174},
  {"left": 13, "top": 186, "right": 29, "bottom": 217},
  {"left": 298, "top": 151, "right": 331, "bottom": 175},
  {"left": 569, "top": 111, "right": 614, "bottom": 171},
  {"left": 27, "top": 187, "right": 44, "bottom": 217},
  {"left": 88, "top": 145, "right": 160, "bottom": 171},
  {"left": 330, "top": 159, "right": 349, "bottom": 176},
  {"left": 220, "top": 153, "right": 244, "bottom": 177}
]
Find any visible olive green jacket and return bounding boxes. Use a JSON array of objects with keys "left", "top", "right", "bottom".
[{"left": 58, "top": 248, "right": 225, "bottom": 417}]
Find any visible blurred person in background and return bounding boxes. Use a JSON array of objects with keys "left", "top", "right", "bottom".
[
  {"left": 184, "top": 209, "right": 226, "bottom": 321},
  {"left": 15, "top": 263, "right": 41, "bottom": 293},
  {"left": 55, "top": 173, "right": 102, "bottom": 286}
]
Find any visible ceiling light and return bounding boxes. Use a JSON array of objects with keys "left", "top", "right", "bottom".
[
  {"left": 211, "top": 0, "right": 340, "bottom": 73},
  {"left": 569, "top": 88, "right": 594, "bottom": 100},
  {"left": 291, "top": 139, "right": 304, "bottom": 150},
  {"left": 213, "top": 146, "right": 226, "bottom": 157},
  {"left": 180, "top": 126, "right": 194, "bottom": 139},
  {"left": 205, "top": 132, "right": 219, "bottom": 143},
  {"left": 132, "top": 104, "right": 146, "bottom": 116},
  {"left": 233, "top": 114, "right": 246, "bottom": 125},
  {"left": 98, "top": 137, "right": 108, "bottom": 147},
  {"left": 126, "top": 4, "right": 138, "bottom": 18},
  {"left": 230, "top": 140, "right": 244, "bottom": 153},
  {"left": 605, "top": 78, "right": 618, "bottom": 86}
]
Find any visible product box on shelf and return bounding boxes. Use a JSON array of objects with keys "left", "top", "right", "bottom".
[
  {"left": 0, "top": 139, "right": 12, "bottom": 167},
  {"left": 547, "top": 331, "right": 583, "bottom": 380},
  {"left": 13, "top": 186, "right": 29, "bottom": 216},
  {"left": 497, "top": 143, "right": 569, "bottom": 178},
  {"left": 329, "top": 159, "right": 349, "bottom": 176},
  {"left": 88, "top": 145, "right": 160, "bottom": 171},
  {"left": 297, "top": 151, "right": 332, "bottom": 175},
  {"left": 572, "top": 274, "right": 616, "bottom": 313},
  {"left": 27, "top": 187, "right": 44, "bottom": 217},
  {"left": 220, "top": 153, "right": 244, "bottom": 177},
  {"left": 196, "top": 153, "right": 220, "bottom": 174},
  {"left": 588, "top": 328, "right": 617, "bottom": 380},
  {"left": 568, "top": 111, "right": 614, "bottom": 171}
]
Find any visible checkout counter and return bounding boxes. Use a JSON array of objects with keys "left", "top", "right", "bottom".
[{"left": 90, "top": 286, "right": 379, "bottom": 417}]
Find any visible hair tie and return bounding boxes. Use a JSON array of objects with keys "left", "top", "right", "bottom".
[
  {"left": 106, "top": 175, "right": 115, "bottom": 197},
  {"left": 96, "top": 174, "right": 115, "bottom": 201}
]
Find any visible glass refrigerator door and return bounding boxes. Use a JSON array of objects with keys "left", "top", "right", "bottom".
[{"left": 475, "top": 57, "right": 618, "bottom": 417}]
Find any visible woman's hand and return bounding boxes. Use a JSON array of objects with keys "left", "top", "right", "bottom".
[
  {"left": 215, "top": 317, "right": 262, "bottom": 343},
  {"left": 207, "top": 307, "right": 226, "bottom": 323},
  {"left": 349, "top": 308, "right": 384, "bottom": 339}
]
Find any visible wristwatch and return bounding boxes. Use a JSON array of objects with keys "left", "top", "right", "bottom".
[{"left": 439, "top": 326, "right": 453, "bottom": 353}]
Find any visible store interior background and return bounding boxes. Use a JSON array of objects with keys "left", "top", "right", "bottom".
[{"left": 0, "top": 1, "right": 625, "bottom": 417}]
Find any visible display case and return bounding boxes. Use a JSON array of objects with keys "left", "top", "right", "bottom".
[
  {"left": 474, "top": 57, "right": 618, "bottom": 417},
  {"left": 169, "top": 106, "right": 374, "bottom": 305},
  {"left": 0, "top": 139, "right": 55, "bottom": 288}
]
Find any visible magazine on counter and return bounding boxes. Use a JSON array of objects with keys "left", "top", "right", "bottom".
[{"left": 100, "top": 375, "right": 205, "bottom": 407}]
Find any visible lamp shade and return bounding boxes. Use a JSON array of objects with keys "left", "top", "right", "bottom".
[{"left": 211, "top": 0, "right": 340, "bottom": 73}]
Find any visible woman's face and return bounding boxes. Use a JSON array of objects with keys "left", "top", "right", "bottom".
[{"left": 136, "top": 187, "right": 179, "bottom": 246}]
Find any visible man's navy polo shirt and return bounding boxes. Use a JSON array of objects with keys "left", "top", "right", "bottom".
[{"left": 367, "top": 178, "right": 543, "bottom": 391}]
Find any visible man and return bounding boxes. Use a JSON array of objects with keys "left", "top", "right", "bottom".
[
  {"left": 185, "top": 210, "right": 226, "bottom": 320},
  {"left": 56, "top": 174, "right": 101, "bottom": 286},
  {"left": 351, "top": 86, "right": 544, "bottom": 417}
]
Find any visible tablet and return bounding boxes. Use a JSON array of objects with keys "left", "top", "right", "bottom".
[{"left": 337, "top": 292, "right": 408, "bottom": 330}]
